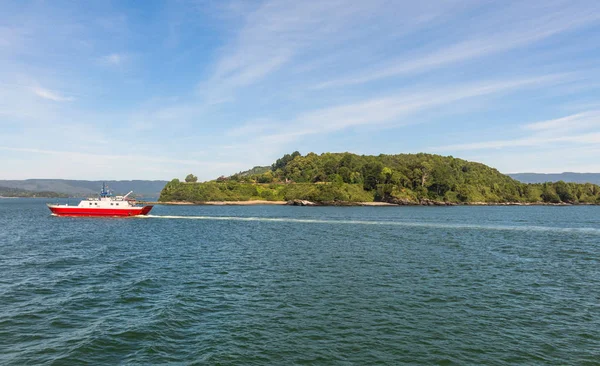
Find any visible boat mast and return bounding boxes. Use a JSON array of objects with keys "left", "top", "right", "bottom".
[{"left": 100, "top": 182, "right": 111, "bottom": 198}]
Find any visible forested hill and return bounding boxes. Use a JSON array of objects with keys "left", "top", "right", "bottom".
[
  {"left": 0, "top": 179, "right": 168, "bottom": 197},
  {"left": 0, "top": 186, "right": 68, "bottom": 198},
  {"left": 160, "top": 152, "right": 600, "bottom": 204},
  {"left": 509, "top": 173, "right": 600, "bottom": 185}
]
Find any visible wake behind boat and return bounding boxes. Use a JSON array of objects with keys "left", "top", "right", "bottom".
[{"left": 47, "top": 183, "right": 153, "bottom": 217}]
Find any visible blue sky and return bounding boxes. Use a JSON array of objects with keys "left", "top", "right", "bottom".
[{"left": 1, "top": 0, "right": 600, "bottom": 180}]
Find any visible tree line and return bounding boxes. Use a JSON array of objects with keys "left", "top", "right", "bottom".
[{"left": 161, "top": 152, "right": 600, "bottom": 204}]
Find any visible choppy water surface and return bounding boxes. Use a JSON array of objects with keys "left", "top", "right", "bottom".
[{"left": 1, "top": 199, "right": 599, "bottom": 365}]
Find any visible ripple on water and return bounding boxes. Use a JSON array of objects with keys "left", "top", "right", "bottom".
[{"left": 1, "top": 203, "right": 600, "bottom": 364}]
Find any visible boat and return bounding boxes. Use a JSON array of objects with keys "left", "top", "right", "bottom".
[{"left": 47, "top": 183, "right": 153, "bottom": 217}]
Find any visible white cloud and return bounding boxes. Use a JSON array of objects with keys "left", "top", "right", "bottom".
[
  {"left": 254, "top": 74, "right": 566, "bottom": 143},
  {"left": 0, "top": 145, "right": 243, "bottom": 180},
  {"left": 2, "top": 0, "right": 600, "bottom": 178},
  {"left": 434, "top": 110, "right": 600, "bottom": 152},
  {"left": 464, "top": 144, "right": 600, "bottom": 174},
  {"left": 198, "top": 0, "right": 463, "bottom": 103},
  {"left": 31, "top": 86, "right": 74, "bottom": 102},
  {"left": 211, "top": 73, "right": 567, "bottom": 172},
  {"left": 101, "top": 53, "right": 127, "bottom": 66},
  {"left": 0, "top": 146, "right": 214, "bottom": 165},
  {"left": 523, "top": 110, "right": 600, "bottom": 132},
  {"left": 315, "top": 3, "right": 600, "bottom": 89}
]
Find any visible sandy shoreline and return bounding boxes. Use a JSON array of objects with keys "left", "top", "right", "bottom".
[
  {"left": 152, "top": 200, "right": 287, "bottom": 206},
  {"left": 142, "top": 200, "right": 596, "bottom": 206},
  {"left": 147, "top": 200, "right": 413, "bottom": 206},
  {"left": 145, "top": 200, "right": 400, "bottom": 206}
]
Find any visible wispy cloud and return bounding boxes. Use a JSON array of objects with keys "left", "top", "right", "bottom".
[
  {"left": 434, "top": 134, "right": 600, "bottom": 152},
  {"left": 434, "top": 110, "right": 600, "bottom": 152},
  {"left": 213, "top": 73, "right": 568, "bottom": 174},
  {"left": 523, "top": 110, "right": 600, "bottom": 132},
  {"left": 198, "top": 0, "right": 461, "bottom": 103},
  {"left": 0, "top": 146, "right": 242, "bottom": 180},
  {"left": 2, "top": 0, "right": 600, "bottom": 179},
  {"left": 252, "top": 74, "right": 566, "bottom": 144},
  {"left": 101, "top": 53, "right": 127, "bottom": 66},
  {"left": 0, "top": 146, "right": 213, "bottom": 166},
  {"left": 31, "top": 86, "right": 74, "bottom": 102},
  {"left": 315, "top": 3, "right": 600, "bottom": 89}
]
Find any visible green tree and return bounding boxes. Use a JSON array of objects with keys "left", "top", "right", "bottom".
[
  {"left": 272, "top": 151, "right": 301, "bottom": 170},
  {"left": 541, "top": 184, "right": 560, "bottom": 203},
  {"left": 381, "top": 167, "right": 393, "bottom": 184},
  {"left": 350, "top": 171, "right": 363, "bottom": 184},
  {"left": 554, "top": 181, "right": 574, "bottom": 202},
  {"left": 185, "top": 174, "right": 198, "bottom": 183},
  {"left": 257, "top": 171, "right": 274, "bottom": 183},
  {"left": 429, "top": 163, "right": 455, "bottom": 197},
  {"left": 338, "top": 166, "right": 351, "bottom": 183},
  {"left": 329, "top": 173, "right": 344, "bottom": 186},
  {"left": 363, "top": 162, "right": 383, "bottom": 190}
]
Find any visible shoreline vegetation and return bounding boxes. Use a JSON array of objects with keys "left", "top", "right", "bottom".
[
  {"left": 145, "top": 200, "right": 594, "bottom": 206},
  {"left": 158, "top": 152, "right": 600, "bottom": 206},
  {"left": 143, "top": 200, "right": 397, "bottom": 206}
]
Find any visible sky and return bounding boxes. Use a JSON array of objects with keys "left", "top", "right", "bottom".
[{"left": 1, "top": 0, "right": 600, "bottom": 180}]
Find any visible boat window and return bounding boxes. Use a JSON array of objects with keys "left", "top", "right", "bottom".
[
  {"left": 116, "top": 203, "right": 119, "bottom": 206},
  {"left": 95, "top": 203, "right": 98, "bottom": 205},
  {"left": 89, "top": 202, "right": 92, "bottom": 205},
  {"left": 111, "top": 203, "right": 113, "bottom": 206}
]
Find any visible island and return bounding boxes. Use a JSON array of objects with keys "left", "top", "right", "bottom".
[{"left": 157, "top": 152, "right": 600, "bottom": 206}]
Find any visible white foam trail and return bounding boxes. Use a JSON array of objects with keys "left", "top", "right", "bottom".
[{"left": 143, "top": 215, "right": 600, "bottom": 235}]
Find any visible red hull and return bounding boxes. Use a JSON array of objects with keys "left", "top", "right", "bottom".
[{"left": 48, "top": 205, "right": 153, "bottom": 217}]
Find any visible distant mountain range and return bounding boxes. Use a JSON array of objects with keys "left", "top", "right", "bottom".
[
  {"left": 0, "top": 179, "right": 168, "bottom": 197},
  {"left": 509, "top": 173, "right": 600, "bottom": 185},
  {"left": 0, "top": 186, "right": 69, "bottom": 198}
]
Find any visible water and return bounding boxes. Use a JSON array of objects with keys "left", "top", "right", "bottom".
[{"left": 1, "top": 199, "right": 599, "bottom": 365}]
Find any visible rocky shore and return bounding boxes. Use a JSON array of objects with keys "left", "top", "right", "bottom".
[
  {"left": 287, "top": 199, "right": 581, "bottom": 206},
  {"left": 146, "top": 200, "right": 286, "bottom": 206},
  {"left": 144, "top": 199, "right": 591, "bottom": 206}
]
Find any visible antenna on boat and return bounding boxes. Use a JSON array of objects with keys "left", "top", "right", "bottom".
[{"left": 100, "top": 182, "right": 111, "bottom": 198}]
